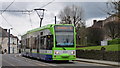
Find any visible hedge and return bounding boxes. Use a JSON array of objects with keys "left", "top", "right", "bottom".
[
  {"left": 77, "top": 44, "right": 120, "bottom": 51},
  {"left": 76, "top": 50, "right": 120, "bottom": 62},
  {"left": 108, "top": 38, "right": 120, "bottom": 45}
]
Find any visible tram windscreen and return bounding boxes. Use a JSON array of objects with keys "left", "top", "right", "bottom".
[{"left": 55, "top": 25, "right": 74, "bottom": 47}]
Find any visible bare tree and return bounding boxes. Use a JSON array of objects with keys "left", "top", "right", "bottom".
[
  {"left": 104, "top": 21, "right": 120, "bottom": 39},
  {"left": 58, "top": 5, "right": 85, "bottom": 27},
  {"left": 58, "top": 5, "right": 86, "bottom": 45},
  {"left": 106, "top": 0, "right": 120, "bottom": 18},
  {"left": 102, "top": 1, "right": 120, "bottom": 40}
]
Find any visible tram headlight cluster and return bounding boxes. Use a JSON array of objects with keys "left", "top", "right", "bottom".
[{"left": 55, "top": 51, "right": 59, "bottom": 54}]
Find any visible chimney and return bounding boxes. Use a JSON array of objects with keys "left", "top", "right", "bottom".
[
  {"left": 93, "top": 20, "right": 97, "bottom": 24},
  {"left": 4, "top": 29, "right": 7, "bottom": 32}
]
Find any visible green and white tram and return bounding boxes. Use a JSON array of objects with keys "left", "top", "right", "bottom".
[{"left": 21, "top": 24, "right": 76, "bottom": 61}]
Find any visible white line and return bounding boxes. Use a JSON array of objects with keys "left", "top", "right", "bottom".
[
  {"left": 42, "top": 63, "right": 57, "bottom": 66},
  {"left": 34, "top": 63, "right": 47, "bottom": 66}
]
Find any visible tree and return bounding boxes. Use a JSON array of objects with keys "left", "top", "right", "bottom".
[
  {"left": 104, "top": 21, "right": 120, "bottom": 39},
  {"left": 58, "top": 5, "right": 85, "bottom": 27},
  {"left": 106, "top": 0, "right": 120, "bottom": 18},
  {"left": 102, "top": 1, "right": 120, "bottom": 39},
  {"left": 86, "top": 27, "right": 104, "bottom": 46},
  {"left": 58, "top": 5, "right": 86, "bottom": 45}
]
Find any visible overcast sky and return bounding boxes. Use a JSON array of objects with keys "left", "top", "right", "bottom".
[{"left": 0, "top": 0, "right": 111, "bottom": 39}]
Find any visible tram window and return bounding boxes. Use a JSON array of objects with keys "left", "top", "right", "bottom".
[
  {"left": 37, "top": 36, "right": 39, "bottom": 53},
  {"left": 46, "top": 35, "right": 53, "bottom": 50},
  {"left": 40, "top": 36, "right": 44, "bottom": 49},
  {"left": 40, "top": 36, "right": 47, "bottom": 50},
  {"left": 27, "top": 39, "right": 29, "bottom": 48},
  {"left": 36, "top": 36, "right": 39, "bottom": 49},
  {"left": 41, "top": 32, "right": 43, "bottom": 35},
  {"left": 44, "top": 37, "right": 47, "bottom": 49},
  {"left": 26, "top": 39, "right": 29, "bottom": 49},
  {"left": 37, "top": 35, "right": 39, "bottom": 49},
  {"left": 33, "top": 37, "right": 37, "bottom": 49},
  {"left": 30, "top": 37, "right": 33, "bottom": 49}
]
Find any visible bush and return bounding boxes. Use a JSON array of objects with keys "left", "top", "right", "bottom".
[
  {"left": 76, "top": 50, "right": 120, "bottom": 62},
  {"left": 108, "top": 38, "right": 120, "bottom": 45}
]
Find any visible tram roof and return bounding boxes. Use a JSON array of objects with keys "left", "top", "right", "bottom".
[{"left": 25, "top": 24, "right": 74, "bottom": 35}]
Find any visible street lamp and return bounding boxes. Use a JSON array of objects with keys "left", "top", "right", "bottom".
[
  {"left": 8, "top": 28, "right": 12, "bottom": 54},
  {"left": 34, "top": 8, "right": 45, "bottom": 27}
]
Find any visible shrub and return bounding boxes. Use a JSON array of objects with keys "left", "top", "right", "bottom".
[
  {"left": 87, "top": 43, "right": 97, "bottom": 46},
  {"left": 108, "top": 38, "right": 120, "bottom": 45}
]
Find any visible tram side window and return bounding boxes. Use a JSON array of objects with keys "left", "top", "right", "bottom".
[
  {"left": 44, "top": 36, "right": 47, "bottom": 49},
  {"left": 40, "top": 36, "right": 47, "bottom": 49},
  {"left": 40, "top": 36, "right": 44, "bottom": 49},
  {"left": 37, "top": 35, "right": 39, "bottom": 50},
  {"left": 46, "top": 35, "right": 53, "bottom": 50},
  {"left": 32, "top": 37, "right": 37, "bottom": 49},
  {"left": 36, "top": 36, "right": 39, "bottom": 49},
  {"left": 21, "top": 39, "right": 25, "bottom": 52},
  {"left": 26, "top": 39, "right": 29, "bottom": 49}
]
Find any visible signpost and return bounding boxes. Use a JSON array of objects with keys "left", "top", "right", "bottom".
[{"left": 101, "top": 41, "right": 108, "bottom": 46}]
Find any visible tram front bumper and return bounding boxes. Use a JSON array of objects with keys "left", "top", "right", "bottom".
[{"left": 53, "top": 54, "right": 76, "bottom": 60}]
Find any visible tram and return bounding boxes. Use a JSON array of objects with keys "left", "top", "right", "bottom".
[{"left": 21, "top": 24, "right": 76, "bottom": 61}]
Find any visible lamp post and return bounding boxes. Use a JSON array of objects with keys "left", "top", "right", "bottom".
[
  {"left": 8, "top": 28, "right": 12, "bottom": 54},
  {"left": 34, "top": 8, "right": 45, "bottom": 27}
]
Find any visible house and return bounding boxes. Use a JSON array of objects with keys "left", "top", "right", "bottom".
[
  {"left": 0, "top": 27, "right": 19, "bottom": 54},
  {"left": 91, "top": 15, "right": 120, "bottom": 40},
  {"left": 103, "top": 14, "right": 120, "bottom": 26},
  {"left": 92, "top": 20, "right": 104, "bottom": 28},
  {"left": 0, "top": 27, "right": 8, "bottom": 53},
  {"left": 10, "top": 34, "right": 18, "bottom": 53}
]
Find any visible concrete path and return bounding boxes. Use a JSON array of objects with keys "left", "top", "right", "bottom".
[{"left": 76, "top": 58, "right": 119, "bottom": 67}]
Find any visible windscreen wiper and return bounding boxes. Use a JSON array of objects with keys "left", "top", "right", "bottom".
[{"left": 63, "top": 47, "right": 66, "bottom": 50}]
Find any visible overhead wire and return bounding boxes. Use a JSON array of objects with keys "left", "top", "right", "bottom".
[
  {"left": 1, "top": 0, "right": 15, "bottom": 14},
  {"left": 1, "top": 14, "right": 20, "bottom": 35},
  {"left": 0, "top": 0, "right": 55, "bottom": 35},
  {"left": 0, "top": 0, "right": 20, "bottom": 35},
  {"left": 40, "top": 0, "right": 55, "bottom": 9}
]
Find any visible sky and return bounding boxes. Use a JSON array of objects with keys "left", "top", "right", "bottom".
[{"left": 0, "top": 0, "right": 112, "bottom": 39}]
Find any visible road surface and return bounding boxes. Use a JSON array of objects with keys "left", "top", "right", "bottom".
[{"left": 1, "top": 54, "right": 115, "bottom": 68}]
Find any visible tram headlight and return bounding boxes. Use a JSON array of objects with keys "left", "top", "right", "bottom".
[
  {"left": 55, "top": 51, "right": 59, "bottom": 54},
  {"left": 71, "top": 51, "right": 75, "bottom": 54}
]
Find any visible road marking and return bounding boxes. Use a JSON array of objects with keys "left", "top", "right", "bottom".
[
  {"left": 41, "top": 63, "right": 57, "bottom": 66},
  {"left": 34, "top": 63, "right": 47, "bottom": 66}
]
